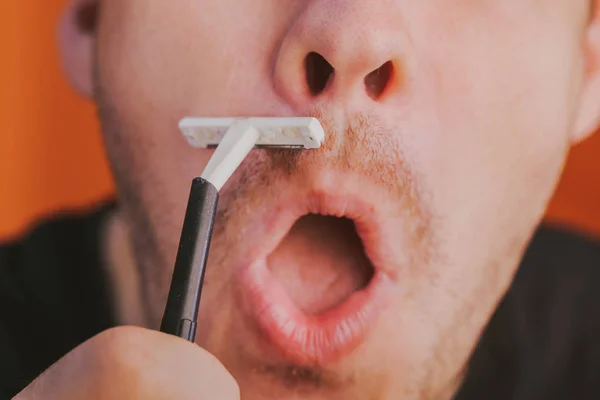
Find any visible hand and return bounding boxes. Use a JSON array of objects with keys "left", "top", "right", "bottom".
[{"left": 14, "top": 326, "right": 240, "bottom": 400}]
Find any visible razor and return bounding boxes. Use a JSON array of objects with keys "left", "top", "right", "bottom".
[{"left": 160, "top": 117, "right": 325, "bottom": 342}]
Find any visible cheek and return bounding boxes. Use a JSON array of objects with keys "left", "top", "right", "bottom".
[
  {"left": 98, "top": 0, "right": 295, "bottom": 120},
  {"left": 411, "top": 5, "right": 582, "bottom": 243},
  {"left": 393, "top": 3, "right": 584, "bottom": 334}
]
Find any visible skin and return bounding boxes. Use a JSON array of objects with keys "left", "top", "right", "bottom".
[
  {"left": 20, "top": 0, "right": 600, "bottom": 399},
  {"left": 15, "top": 326, "right": 240, "bottom": 399}
]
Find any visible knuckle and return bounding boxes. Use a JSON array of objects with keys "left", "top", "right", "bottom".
[
  {"left": 80, "top": 327, "right": 240, "bottom": 399},
  {"left": 15, "top": 327, "right": 171, "bottom": 400},
  {"left": 90, "top": 326, "right": 157, "bottom": 382},
  {"left": 87, "top": 326, "right": 169, "bottom": 398},
  {"left": 94, "top": 326, "right": 149, "bottom": 360}
]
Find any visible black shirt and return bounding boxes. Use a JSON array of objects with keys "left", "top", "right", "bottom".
[{"left": 1, "top": 203, "right": 599, "bottom": 399}]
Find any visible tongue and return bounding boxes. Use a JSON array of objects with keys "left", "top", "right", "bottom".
[{"left": 266, "top": 215, "right": 374, "bottom": 316}]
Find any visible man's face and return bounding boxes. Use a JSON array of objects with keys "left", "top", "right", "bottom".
[{"left": 90, "top": 1, "right": 591, "bottom": 398}]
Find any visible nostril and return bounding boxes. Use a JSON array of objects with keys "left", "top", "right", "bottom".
[
  {"left": 305, "top": 52, "right": 334, "bottom": 96},
  {"left": 364, "top": 61, "right": 394, "bottom": 101}
]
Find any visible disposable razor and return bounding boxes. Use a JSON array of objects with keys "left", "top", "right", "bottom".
[{"left": 160, "top": 117, "right": 325, "bottom": 342}]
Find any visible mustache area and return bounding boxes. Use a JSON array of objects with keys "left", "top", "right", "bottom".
[{"left": 220, "top": 109, "right": 418, "bottom": 207}]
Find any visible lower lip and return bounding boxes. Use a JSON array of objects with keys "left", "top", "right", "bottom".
[{"left": 235, "top": 260, "right": 394, "bottom": 365}]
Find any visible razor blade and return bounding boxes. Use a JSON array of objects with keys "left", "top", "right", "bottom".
[{"left": 179, "top": 117, "right": 325, "bottom": 149}]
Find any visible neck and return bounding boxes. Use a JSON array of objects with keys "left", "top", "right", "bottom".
[{"left": 101, "top": 209, "right": 147, "bottom": 327}]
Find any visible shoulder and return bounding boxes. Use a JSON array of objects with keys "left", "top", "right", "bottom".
[
  {"left": 521, "top": 225, "right": 600, "bottom": 287},
  {"left": 509, "top": 225, "right": 600, "bottom": 338},
  {"left": 458, "top": 225, "right": 600, "bottom": 400},
  {"left": 0, "top": 202, "right": 117, "bottom": 398}
]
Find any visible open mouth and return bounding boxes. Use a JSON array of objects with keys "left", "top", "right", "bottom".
[
  {"left": 235, "top": 192, "right": 395, "bottom": 365},
  {"left": 267, "top": 214, "right": 375, "bottom": 316}
]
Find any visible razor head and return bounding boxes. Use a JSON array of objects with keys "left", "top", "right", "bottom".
[{"left": 179, "top": 117, "right": 325, "bottom": 149}]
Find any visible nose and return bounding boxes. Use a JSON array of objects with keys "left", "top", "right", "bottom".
[{"left": 274, "top": 0, "right": 410, "bottom": 109}]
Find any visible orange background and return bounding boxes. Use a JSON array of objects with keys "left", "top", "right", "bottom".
[{"left": 0, "top": 1, "right": 599, "bottom": 241}]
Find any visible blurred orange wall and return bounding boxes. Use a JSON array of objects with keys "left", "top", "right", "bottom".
[
  {"left": 0, "top": 1, "right": 599, "bottom": 241},
  {"left": 0, "top": 1, "right": 115, "bottom": 240}
]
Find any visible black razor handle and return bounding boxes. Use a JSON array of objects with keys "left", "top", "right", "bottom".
[{"left": 160, "top": 177, "right": 219, "bottom": 342}]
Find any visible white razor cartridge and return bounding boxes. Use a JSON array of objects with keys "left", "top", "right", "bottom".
[{"left": 179, "top": 117, "right": 325, "bottom": 149}]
